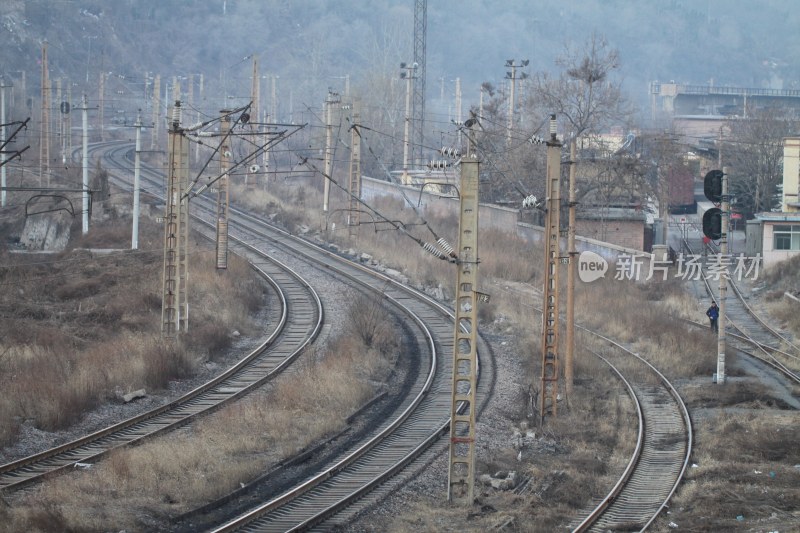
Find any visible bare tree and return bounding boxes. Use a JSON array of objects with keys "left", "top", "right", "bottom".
[
  {"left": 531, "top": 33, "right": 629, "bottom": 138},
  {"left": 724, "top": 107, "right": 798, "bottom": 217}
]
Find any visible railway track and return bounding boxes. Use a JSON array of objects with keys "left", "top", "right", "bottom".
[
  {"left": 568, "top": 326, "right": 692, "bottom": 532},
  {"left": 509, "top": 284, "right": 691, "bottom": 532},
  {"left": 684, "top": 234, "right": 800, "bottom": 383},
  {"left": 0, "top": 144, "right": 325, "bottom": 493},
  {"left": 98, "top": 141, "right": 495, "bottom": 530}
]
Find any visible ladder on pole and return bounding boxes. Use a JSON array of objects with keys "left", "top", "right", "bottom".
[
  {"left": 447, "top": 153, "right": 480, "bottom": 505},
  {"left": 540, "top": 115, "right": 562, "bottom": 424}
]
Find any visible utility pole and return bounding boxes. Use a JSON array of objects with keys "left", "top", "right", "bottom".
[
  {"left": 270, "top": 75, "right": 277, "bottom": 122},
  {"left": 132, "top": 110, "right": 142, "bottom": 249},
  {"left": 216, "top": 109, "right": 232, "bottom": 269},
  {"left": 447, "top": 125, "right": 480, "bottom": 506},
  {"left": 717, "top": 166, "right": 729, "bottom": 383},
  {"left": 400, "top": 63, "right": 416, "bottom": 185},
  {"left": 151, "top": 74, "right": 161, "bottom": 150},
  {"left": 66, "top": 82, "right": 72, "bottom": 158},
  {"left": 504, "top": 59, "right": 529, "bottom": 146},
  {"left": 196, "top": 74, "right": 203, "bottom": 162},
  {"left": 161, "top": 101, "right": 190, "bottom": 336},
  {"left": 248, "top": 57, "right": 259, "bottom": 187},
  {"left": 455, "top": 77, "right": 462, "bottom": 148},
  {"left": 55, "top": 78, "right": 61, "bottom": 162},
  {"left": 98, "top": 72, "right": 105, "bottom": 142},
  {"left": 39, "top": 41, "right": 51, "bottom": 186},
  {"left": 187, "top": 74, "right": 195, "bottom": 164},
  {"left": 348, "top": 101, "right": 361, "bottom": 236},
  {"left": 58, "top": 79, "right": 69, "bottom": 165},
  {"left": 1, "top": 77, "right": 8, "bottom": 207},
  {"left": 81, "top": 94, "right": 89, "bottom": 234},
  {"left": 540, "top": 115, "right": 562, "bottom": 424},
  {"left": 565, "top": 138, "right": 577, "bottom": 400},
  {"left": 323, "top": 90, "right": 339, "bottom": 212}
]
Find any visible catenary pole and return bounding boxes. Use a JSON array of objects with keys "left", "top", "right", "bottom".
[
  {"left": 1, "top": 77, "right": 7, "bottom": 207},
  {"left": 82, "top": 94, "right": 89, "bottom": 234},
  {"left": 132, "top": 110, "right": 142, "bottom": 249},
  {"left": 565, "top": 138, "right": 577, "bottom": 400}
]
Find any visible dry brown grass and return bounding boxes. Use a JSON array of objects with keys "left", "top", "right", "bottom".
[
  {"left": 2, "top": 292, "right": 396, "bottom": 532},
  {"left": 766, "top": 298, "right": 800, "bottom": 338},
  {"left": 659, "top": 411, "right": 800, "bottom": 531},
  {"left": 0, "top": 217, "right": 266, "bottom": 447}
]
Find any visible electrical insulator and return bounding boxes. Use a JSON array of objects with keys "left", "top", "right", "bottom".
[
  {"left": 528, "top": 135, "right": 545, "bottom": 146},
  {"left": 440, "top": 147, "right": 460, "bottom": 159},
  {"left": 171, "top": 101, "right": 181, "bottom": 127},
  {"left": 522, "top": 194, "right": 540, "bottom": 208},
  {"left": 437, "top": 237, "right": 456, "bottom": 257},
  {"left": 423, "top": 241, "right": 447, "bottom": 259}
]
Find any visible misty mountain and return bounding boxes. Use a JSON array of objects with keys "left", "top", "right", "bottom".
[{"left": 2, "top": 0, "right": 799, "bottom": 121}]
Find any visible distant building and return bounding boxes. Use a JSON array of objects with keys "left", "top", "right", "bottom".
[
  {"left": 650, "top": 82, "right": 800, "bottom": 137},
  {"left": 745, "top": 137, "right": 800, "bottom": 267}
]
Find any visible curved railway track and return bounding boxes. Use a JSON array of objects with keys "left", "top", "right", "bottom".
[
  {"left": 514, "top": 284, "right": 692, "bottom": 532},
  {"left": 684, "top": 234, "right": 800, "bottom": 383},
  {"left": 0, "top": 144, "right": 324, "bottom": 493},
  {"left": 88, "top": 141, "right": 494, "bottom": 531},
  {"left": 569, "top": 327, "right": 692, "bottom": 532}
]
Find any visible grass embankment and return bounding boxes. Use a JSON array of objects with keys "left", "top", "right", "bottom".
[
  {"left": 0, "top": 217, "right": 264, "bottom": 449},
  {"left": 1, "top": 293, "right": 397, "bottom": 531},
  {"left": 248, "top": 180, "right": 799, "bottom": 531},
  {"left": 228, "top": 181, "right": 644, "bottom": 528},
  {"left": 760, "top": 254, "right": 800, "bottom": 337}
]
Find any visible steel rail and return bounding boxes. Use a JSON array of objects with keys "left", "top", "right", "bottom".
[
  {"left": 571, "top": 325, "right": 693, "bottom": 532},
  {"left": 107, "top": 141, "right": 489, "bottom": 531},
  {"left": 684, "top": 236, "right": 800, "bottom": 381},
  {"left": 0, "top": 143, "right": 323, "bottom": 492},
  {"left": 571, "top": 351, "right": 644, "bottom": 532}
]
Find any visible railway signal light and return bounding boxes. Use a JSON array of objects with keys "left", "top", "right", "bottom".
[
  {"left": 703, "top": 207, "right": 722, "bottom": 240},
  {"left": 704, "top": 169, "right": 723, "bottom": 203}
]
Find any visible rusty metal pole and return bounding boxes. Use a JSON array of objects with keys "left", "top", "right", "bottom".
[
  {"left": 540, "top": 114, "right": 562, "bottom": 425},
  {"left": 565, "top": 138, "right": 577, "bottom": 401}
]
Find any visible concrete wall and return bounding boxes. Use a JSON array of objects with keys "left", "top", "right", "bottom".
[
  {"left": 575, "top": 219, "right": 645, "bottom": 251},
  {"left": 362, "top": 176, "right": 651, "bottom": 263}
]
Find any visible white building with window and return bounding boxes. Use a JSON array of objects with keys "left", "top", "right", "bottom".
[{"left": 744, "top": 137, "right": 800, "bottom": 268}]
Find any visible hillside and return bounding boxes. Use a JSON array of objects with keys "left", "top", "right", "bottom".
[{"left": 2, "top": 0, "right": 800, "bottom": 120}]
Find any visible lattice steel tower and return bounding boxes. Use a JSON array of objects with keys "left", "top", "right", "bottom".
[{"left": 411, "top": 0, "right": 427, "bottom": 169}]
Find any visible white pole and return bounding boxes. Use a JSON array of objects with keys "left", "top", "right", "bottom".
[
  {"left": 323, "top": 95, "right": 332, "bottom": 212},
  {"left": 402, "top": 68, "right": 413, "bottom": 183},
  {"left": 82, "top": 93, "right": 89, "bottom": 234},
  {"left": 507, "top": 66, "right": 516, "bottom": 145},
  {"left": 132, "top": 110, "right": 142, "bottom": 249},
  {"left": 1, "top": 78, "right": 7, "bottom": 207},
  {"left": 717, "top": 167, "right": 729, "bottom": 383}
]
